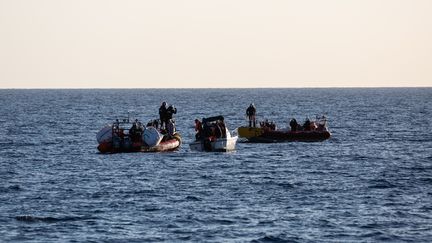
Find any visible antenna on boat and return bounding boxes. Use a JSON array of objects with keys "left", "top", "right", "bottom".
[{"left": 127, "top": 110, "right": 136, "bottom": 123}]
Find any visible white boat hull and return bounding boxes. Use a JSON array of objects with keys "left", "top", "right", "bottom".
[{"left": 190, "top": 136, "right": 238, "bottom": 152}]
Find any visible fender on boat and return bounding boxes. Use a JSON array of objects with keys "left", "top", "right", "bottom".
[{"left": 97, "top": 141, "right": 112, "bottom": 153}]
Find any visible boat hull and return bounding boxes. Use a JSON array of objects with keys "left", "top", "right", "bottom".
[
  {"left": 97, "top": 133, "right": 182, "bottom": 153},
  {"left": 238, "top": 127, "right": 330, "bottom": 142},
  {"left": 189, "top": 136, "right": 238, "bottom": 152}
]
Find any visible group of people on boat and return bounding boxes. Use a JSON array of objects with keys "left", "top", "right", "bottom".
[
  {"left": 260, "top": 119, "right": 276, "bottom": 131},
  {"left": 194, "top": 116, "right": 227, "bottom": 141},
  {"left": 128, "top": 119, "right": 145, "bottom": 142},
  {"left": 111, "top": 101, "right": 178, "bottom": 141},
  {"left": 159, "top": 101, "right": 177, "bottom": 130},
  {"left": 245, "top": 104, "right": 328, "bottom": 132},
  {"left": 289, "top": 117, "right": 328, "bottom": 132},
  {"left": 98, "top": 100, "right": 331, "bottom": 153},
  {"left": 112, "top": 119, "right": 144, "bottom": 142}
]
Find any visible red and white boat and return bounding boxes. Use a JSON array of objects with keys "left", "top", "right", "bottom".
[{"left": 96, "top": 118, "right": 181, "bottom": 153}]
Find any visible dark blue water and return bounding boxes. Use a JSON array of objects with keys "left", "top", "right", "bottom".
[{"left": 1, "top": 88, "right": 431, "bottom": 242}]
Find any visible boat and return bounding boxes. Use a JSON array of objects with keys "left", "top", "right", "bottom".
[
  {"left": 96, "top": 118, "right": 181, "bottom": 153},
  {"left": 189, "top": 116, "right": 238, "bottom": 152},
  {"left": 238, "top": 116, "right": 331, "bottom": 142}
]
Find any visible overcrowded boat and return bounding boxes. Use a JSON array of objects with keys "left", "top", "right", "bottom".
[
  {"left": 238, "top": 116, "right": 331, "bottom": 143},
  {"left": 190, "top": 116, "right": 238, "bottom": 152}
]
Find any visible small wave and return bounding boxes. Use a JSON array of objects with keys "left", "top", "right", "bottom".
[
  {"left": 257, "top": 220, "right": 276, "bottom": 226},
  {"left": 368, "top": 179, "right": 397, "bottom": 189},
  {"left": 359, "top": 230, "right": 385, "bottom": 238},
  {"left": 419, "top": 177, "right": 432, "bottom": 184},
  {"left": 251, "top": 234, "right": 289, "bottom": 243},
  {"left": 277, "top": 182, "right": 294, "bottom": 189},
  {"left": 142, "top": 207, "right": 161, "bottom": 212},
  {"left": 0, "top": 185, "right": 22, "bottom": 193},
  {"left": 207, "top": 218, "right": 235, "bottom": 225},
  {"left": 15, "top": 215, "right": 94, "bottom": 223},
  {"left": 185, "top": 195, "right": 201, "bottom": 201}
]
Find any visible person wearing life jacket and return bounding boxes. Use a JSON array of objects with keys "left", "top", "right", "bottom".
[
  {"left": 159, "top": 102, "right": 167, "bottom": 129},
  {"left": 194, "top": 119, "right": 203, "bottom": 140},
  {"left": 246, "top": 103, "right": 256, "bottom": 127}
]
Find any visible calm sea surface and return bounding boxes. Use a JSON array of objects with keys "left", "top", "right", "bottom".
[{"left": 0, "top": 88, "right": 431, "bottom": 242}]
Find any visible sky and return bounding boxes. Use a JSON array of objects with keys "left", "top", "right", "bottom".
[{"left": 0, "top": 0, "right": 431, "bottom": 88}]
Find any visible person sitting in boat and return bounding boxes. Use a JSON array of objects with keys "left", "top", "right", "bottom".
[
  {"left": 194, "top": 119, "right": 203, "bottom": 140},
  {"left": 214, "top": 123, "right": 223, "bottom": 138},
  {"left": 268, "top": 121, "right": 275, "bottom": 130},
  {"left": 310, "top": 121, "right": 318, "bottom": 131},
  {"left": 303, "top": 118, "right": 311, "bottom": 131},
  {"left": 147, "top": 119, "right": 160, "bottom": 129},
  {"left": 129, "top": 119, "right": 142, "bottom": 142},
  {"left": 290, "top": 118, "right": 298, "bottom": 131},
  {"left": 203, "top": 121, "right": 214, "bottom": 138},
  {"left": 317, "top": 117, "right": 327, "bottom": 131},
  {"left": 217, "top": 120, "right": 226, "bottom": 137},
  {"left": 209, "top": 126, "right": 217, "bottom": 140},
  {"left": 159, "top": 102, "right": 168, "bottom": 129},
  {"left": 246, "top": 103, "right": 256, "bottom": 127},
  {"left": 113, "top": 119, "right": 120, "bottom": 130},
  {"left": 261, "top": 120, "right": 267, "bottom": 130}
]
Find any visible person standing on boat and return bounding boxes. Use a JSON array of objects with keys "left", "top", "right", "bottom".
[
  {"left": 159, "top": 102, "right": 168, "bottom": 129},
  {"left": 166, "top": 105, "right": 177, "bottom": 124},
  {"left": 246, "top": 103, "right": 256, "bottom": 127},
  {"left": 167, "top": 119, "right": 175, "bottom": 137}
]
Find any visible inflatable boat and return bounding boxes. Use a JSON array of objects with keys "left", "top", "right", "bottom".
[
  {"left": 238, "top": 117, "right": 331, "bottom": 143},
  {"left": 96, "top": 119, "right": 181, "bottom": 153},
  {"left": 238, "top": 127, "right": 330, "bottom": 142},
  {"left": 189, "top": 116, "right": 238, "bottom": 152}
]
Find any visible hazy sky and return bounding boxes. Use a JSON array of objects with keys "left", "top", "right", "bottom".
[{"left": 1, "top": 0, "right": 431, "bottom": 88}]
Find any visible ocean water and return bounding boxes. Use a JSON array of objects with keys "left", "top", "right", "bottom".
[{"left": 0, "top": 88, "right": 431, "bottom": 242}]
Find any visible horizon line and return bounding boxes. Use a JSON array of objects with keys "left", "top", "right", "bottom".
[{"left": 1, "top": 86, "right": 431, "bottom": 90}]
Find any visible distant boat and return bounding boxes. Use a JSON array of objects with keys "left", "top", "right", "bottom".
[
  {"left": 238, "top": 116, "right": 331, "bottom": 143},
  {"left": 189, "top": 116, "right": 238, "bottom": 152},
  {"left": 96, "top": 118, "right": 181, "bottom": 153}
]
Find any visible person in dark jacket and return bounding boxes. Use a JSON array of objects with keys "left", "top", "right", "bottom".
[
  {"left": 246, "top": 103, "right": 256, "bottom": 127},
  {"left": 289, "top": 118, "right": 298, "bottom": 131},
  {"left": 303, "top": 118, "right": 311, "bottom": 131},
  {"left": 166, "top": 105, "right": 177, "bottom": 122},
  {"left": 194, "top": 119, "right": 203, "bottom": 140},
  {"left": 159, "top": 102, "right": 167, "bottom": 129}
]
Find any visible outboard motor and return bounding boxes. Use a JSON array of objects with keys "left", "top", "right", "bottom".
[
  {"left": 113, "top": 136, "right": 121, "bottom": 149},
  {"left": 122, "top": 137, "right": 132, "bottom": 150}
]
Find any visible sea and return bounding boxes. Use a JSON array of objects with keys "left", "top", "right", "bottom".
[{"left": 0, "top": 88, "right": 431, "bottom": 242}]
